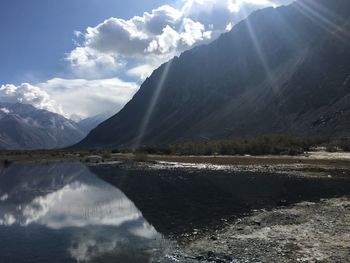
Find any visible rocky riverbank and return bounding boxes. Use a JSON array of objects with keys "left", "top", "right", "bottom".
[{"left": 170, "top": 197, "right": 350, "bottom": 263}]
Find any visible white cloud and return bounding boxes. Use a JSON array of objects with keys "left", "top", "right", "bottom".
[
  {"left": 126, "top": 64, "right": 156, "bottom": 80},
  {"left": 0, "top": 194, "right": 9, "bottom": 201},
  {"left": 67, "top": 0, "right": 294, "bottom": 82},
  {"left": 39, "top": 78, "right": 138, "bottom": 118},
  {"left": 0, "top": 78, "right": 138, "bottom": 119},
  {"left": 67, "top": 47, "right": 123, "bottom": 79},
  {"left": 0, "top": 108, "right": 10, "bottom": 114},
  {"left": 66, "top": 3, "right": 213, "bottom": 81},
  {"left": 0, "top": 83, "right": 63, "bottom": 115},
  {"left": 1, "top": 0, "right": 295, "bottom": 119}
]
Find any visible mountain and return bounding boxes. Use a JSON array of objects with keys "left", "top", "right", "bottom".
[
  {"left": 0, "top": 103, "right": 86, "bottom": 150},
  {"left": 76, "top": 0, "right": 350, "bottom": 149},
  {"left": 77, "top": 111, "right": 115, "bottom": 134}
]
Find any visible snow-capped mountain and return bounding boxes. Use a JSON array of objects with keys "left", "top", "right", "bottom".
[{"left": 0, "top": 102, "right": 86, "bottom": 150}]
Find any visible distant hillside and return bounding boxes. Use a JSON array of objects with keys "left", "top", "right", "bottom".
[
  {"left": 76, "top": 0, "right": 350, "bottom": 149},
  {"left": 78, "top": 111, "right": 115, "bottom": 134},
  {"left": 0, "top": 103, "right": 86, "bottom": 150}
]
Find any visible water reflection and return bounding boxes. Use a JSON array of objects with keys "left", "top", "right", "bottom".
[
  {"left": 2, "top": 161, "right": 350, "bottom": 262},
  {"left": 91, "top": 164, "right": 350, "bottom": 236},
  {"left": 0, "top": 162, "right": 167, "bottom": 263}
]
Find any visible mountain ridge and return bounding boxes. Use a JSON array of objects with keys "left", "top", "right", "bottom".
[
  {"left": 76, "top": 0, "right": 350, "bottom": 149},
  {"left": 0, "top": 102, "right": 86, "bottom": 150}
]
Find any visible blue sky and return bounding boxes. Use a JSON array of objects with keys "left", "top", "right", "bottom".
[
  {"left": 0, "top": 0, "right": 293, "bottom": 119},
  {"left": 0, "top": 0, "right": 169, "bottom": 84}
]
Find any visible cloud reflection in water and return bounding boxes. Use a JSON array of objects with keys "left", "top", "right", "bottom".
[{"left": 0, "top": 162, "right": 167, "bottom": 263}]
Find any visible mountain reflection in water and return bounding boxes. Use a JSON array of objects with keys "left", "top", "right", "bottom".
[{"left": 0, "top": 161, "right": 168, "bottom": 263}]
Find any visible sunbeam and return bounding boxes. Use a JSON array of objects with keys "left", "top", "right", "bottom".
[
  {"left": 130, "top": 0, "right": 350, "bottom": 150},
  {"left": 240, "top": 5, "right": 279, "bottom": 93},
  {"left": 132, "top": 60, "right": 174, "bottom": 149},
  {"left": 294, "top": 0, "right": 350, "bottom": 43},
  {"left": 132, "top": 1, "right": 198, "bottom": 149}
]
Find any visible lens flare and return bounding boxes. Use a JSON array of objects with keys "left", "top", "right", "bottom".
[{"left": 294, "top": 0, "right": 350, "bottom": 43}]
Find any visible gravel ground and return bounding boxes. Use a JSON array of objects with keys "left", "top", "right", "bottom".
[{"left": 169, "top": 197, "right": 350, "bottom": 263}]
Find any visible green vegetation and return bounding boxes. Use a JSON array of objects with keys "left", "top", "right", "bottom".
[
  {"left": 136, "top": 135, "right": 331, "bottom": 156},
  {"left": 326, "top": 138, "right": 350, "bottom": 152},
  {"left": 0, "top": 136, "right": 349, "bottom": 160},
  {"left": 341, "top": 140, "right": 350, "bottom": 152}
]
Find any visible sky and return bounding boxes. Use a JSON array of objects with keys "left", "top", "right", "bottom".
[{"left": 0, "top": 0, "right": 294, "bottom": 119}]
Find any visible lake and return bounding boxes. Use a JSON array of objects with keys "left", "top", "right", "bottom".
[{"left": 0, "top": 161, "right": 350, "bottom": 262}]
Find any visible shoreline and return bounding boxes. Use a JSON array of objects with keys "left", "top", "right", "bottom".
[
  {"left": 173, "top": 197, "right": 350, "bottom": 263},
  {"left": 1, "top": 150, "right": 350, "bottom": 167},
  {"left": 137, "top": 152, "right": 350, "bottom": 167},
  {"left": 3, "top": 151, "right": 350, "bottom": 179},
  {"left": 108, "top": 152, "right": 350, "bottom": 179}
]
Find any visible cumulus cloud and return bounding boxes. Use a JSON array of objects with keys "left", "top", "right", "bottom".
[
  {"left": 67, "top": 47, "right": 123, "bottom": 79},
  {"left": 1, "top": 0, "right": 295, "bottom": 119},
  {"left": 0, "top": 83, "right": 63, "bottom": 114},
  {"left": 66, "top": 4, "right": 212, "bottom": 80},
  {"left": 39, "top": 78, "right": 138, "bottom": 118},
  {"left": 0, "top": 78, "right": 138, "bottom": 119},
  {"left": 67, "top": 0, "right": 294, "bottom": 81}
]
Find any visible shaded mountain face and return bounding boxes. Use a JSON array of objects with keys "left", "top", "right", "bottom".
[
  {"left": 0, "top": 103, "right": 86, "bottom": 150},
  {"left": 76, "top": 0, "right": 350, "bottom": 149}
]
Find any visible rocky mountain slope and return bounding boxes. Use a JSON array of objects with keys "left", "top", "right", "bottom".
[
  {"left": 76, "top": 0, "right": 350, "bottom": 149},
  {"left": 0, "top": 103, "right": 85, "bottom": 150}
]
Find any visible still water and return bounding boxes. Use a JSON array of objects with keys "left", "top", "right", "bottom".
[
  {"left": 0, "top": 161, "right": 170, "bottom": 263},
  {"left": 1, "top": 161, "right": 350, "bottom": 262}
]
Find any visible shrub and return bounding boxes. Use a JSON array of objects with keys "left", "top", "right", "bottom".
[
  {"left": 133, "top": 135, "right": 330, "bottom": 156},
  {"left": 326, "top": 145, "right": 338, "bottom": 153},
  {"left": 339, "top": 139, "right": 350, "bottom": 152},
  {"left": 102, "top": 153, "right": 111, "bottom": 159},
  {"left": 133, "top": 152, "right": 148, "bottom": 162}
]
